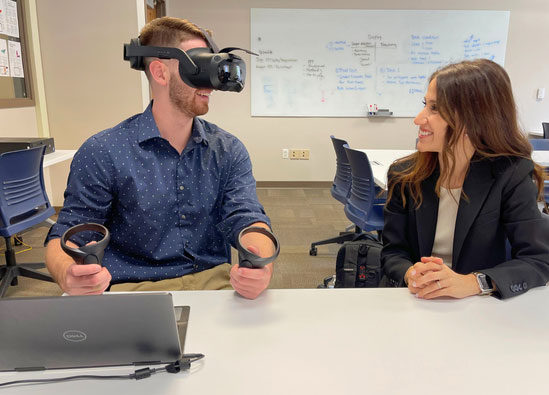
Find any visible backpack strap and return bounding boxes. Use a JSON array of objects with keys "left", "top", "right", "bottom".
[
  {"left": 365, "top": 242, "right": 382, "bottom": 287},
  {"left": 342, "top": 243, "right": 360, "bottom": 288}
]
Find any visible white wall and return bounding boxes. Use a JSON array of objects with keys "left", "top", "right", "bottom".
[
  {"left": 34, "top": 0, "right": 146, "bottom": 205},
  {"left": 0, "top": 107, "right": 39, "bottom": 137}
]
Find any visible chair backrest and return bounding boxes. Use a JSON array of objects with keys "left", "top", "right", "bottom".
[
  {"left": 542, "top": 123, "right": 549, "bottom": 139},
  {"left": 530, "top": 138, "right": 549, "bottom": 151},
  {"left": 343, "top": 145, "right": 378, "bottom": 228},
  {"left": 330, "top": 135, "right": 352, "bottom": 204},
  {"left": 0, "top": 146, "right": 55, "bottom": 237}
]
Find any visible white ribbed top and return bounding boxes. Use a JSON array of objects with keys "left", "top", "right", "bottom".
[{"left": 431, "top": 187, "right": 462, "bottom": 268}]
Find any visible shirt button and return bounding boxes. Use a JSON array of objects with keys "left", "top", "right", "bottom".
[
  {"left": 181, "top": 214, "right": 186, "bottom": 220},
  {"left": 193, "top": 264, "right": 199, "bottom": 270},
  {"left": 179, "top": 186, "right": 185, "bottom": 191}
]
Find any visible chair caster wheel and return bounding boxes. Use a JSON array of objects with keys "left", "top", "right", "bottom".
[{"left": 309, "top": 247, "right": 317, "bottom": 256}]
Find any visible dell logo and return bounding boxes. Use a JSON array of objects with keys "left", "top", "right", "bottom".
[{"left": 63, "top": 330, "right": 87, "bottom": 342}]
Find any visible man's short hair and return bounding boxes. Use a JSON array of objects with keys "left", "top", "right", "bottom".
[{"left": 139, "top": 16, "right": 212, "bottom": 76}]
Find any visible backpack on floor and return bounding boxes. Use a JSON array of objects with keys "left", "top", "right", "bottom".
[{"left": 334, "top": 233, "right": 383, "bottom": 288}]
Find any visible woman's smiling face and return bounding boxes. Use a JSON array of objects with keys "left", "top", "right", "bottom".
[{"left": 414, "top": 78, "right": 448, "bottom": 154}]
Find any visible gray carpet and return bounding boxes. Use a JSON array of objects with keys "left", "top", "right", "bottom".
[{"left": 2, "top": 188, "right": 350, "bottom": 298}]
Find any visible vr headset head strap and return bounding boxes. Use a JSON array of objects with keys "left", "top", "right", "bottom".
[
  {"left": 123, "top": 37, "right": 199, "bottom": 74},
  {"left": 198, "top": 27, "right": 219, "bottom": 53}
]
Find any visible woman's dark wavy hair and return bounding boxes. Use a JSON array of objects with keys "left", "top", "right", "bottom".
[{"left": 387, "top": 59, "right": 545, "bottom": 208}]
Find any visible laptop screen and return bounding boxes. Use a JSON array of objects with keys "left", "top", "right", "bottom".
[{"left": 0, "top": 293, "right": 189, "bottom": 371}]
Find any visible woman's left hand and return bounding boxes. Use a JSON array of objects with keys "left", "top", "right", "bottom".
[{"left": 414, "top": 257, "right": 480, "bottom": 299}]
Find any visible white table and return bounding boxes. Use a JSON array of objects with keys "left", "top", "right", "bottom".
[
  {"left": 2, "top": 287, "right": 548, "bottom": 395},
  {"left": 360, "top": 149, "right": 414, "bottom": 189},
  {"left": 43, "top": 149, "right": 76, "bottom": 168},
  {"left": 41, "top": 150, "right": 75, "bottom": 224},
  {"left": 362, "top": 149, "right": 549, "bottom": 190},
  {"left": 532, "top": 150, "right": 549, "bottom": 166}
]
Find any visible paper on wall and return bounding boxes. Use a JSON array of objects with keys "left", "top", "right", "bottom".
[
  {"left": 0, "top": 38, "right": 9, "bottom": 76},
  {"left": 6, "top": 0, "right": 18, "bottom": 38},
  {"left": 0, "top": 0, "right": 6, "bottom": 36},
  {"left": 8, "top": 39, "right": 22, "bottom": 77}
]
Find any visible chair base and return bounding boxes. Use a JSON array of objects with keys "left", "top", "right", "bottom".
[
  {"left": 310, "top": 232, "right": 357, "bottom": 256},
  {"left": 0, "top": 263, "right": 54, "bottom": 298},
  {"left": 310, "top": 229, "right": 382, "bottom": 256}
]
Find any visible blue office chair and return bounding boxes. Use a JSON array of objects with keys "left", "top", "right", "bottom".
[
  {"left": 342, "top": 145, "right": 385, "bottom": 237},
  {"left": 530, "top": 139, "right": 549, "bottom": 150},
  {"left": 309, "top": 136, "right": 357, "bottom": 256},
  {"left": 329, "top": 135, "right": 353, "bottom": 205},
  {"left": 0, "top": 146, "right": 55, "bottom": 297}
]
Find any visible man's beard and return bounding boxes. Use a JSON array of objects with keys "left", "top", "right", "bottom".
[{"left": 168, "top": 74, "right": 209, "bottom": 118}]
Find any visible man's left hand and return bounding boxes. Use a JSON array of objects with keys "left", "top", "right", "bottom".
[{"left": 230, "top": 246, "right": 273, "bottom": 299}]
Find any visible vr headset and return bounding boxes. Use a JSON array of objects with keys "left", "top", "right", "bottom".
[{"left": 123, "top": 28, "right": 256, "bottom": 92}]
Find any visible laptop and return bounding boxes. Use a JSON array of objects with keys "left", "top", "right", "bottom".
[{"left": 0, "top": 293, "right": 190, "bottom": 371}]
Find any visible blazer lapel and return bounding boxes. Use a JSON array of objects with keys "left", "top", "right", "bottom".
[
  {"left": 416, "top": 168, "right": 439, "bottom": 257},
  {"left": 452, "top": 159, "right": 495, "bottom": 267}
]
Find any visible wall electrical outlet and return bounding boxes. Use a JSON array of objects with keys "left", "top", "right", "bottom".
[
  {"left": 289, "top": 149, "right": 300, "bottom": 160},
  {"left": 289, "top": 149, "right": 310, "bottom": 160},
  {"left": 282, "top": 148, "right": 289, "bottom": 159}
]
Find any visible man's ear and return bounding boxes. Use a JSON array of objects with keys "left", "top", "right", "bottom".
[{"left": 148, "top": 60, "right": 170, "bottom": 87}]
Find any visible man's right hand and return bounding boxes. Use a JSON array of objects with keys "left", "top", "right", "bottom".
[
  {"left": 62, "top": 263, "right": 112, "bottom": 295},
  {"left": 45, "top": 238, "right": 112, "bottom": 295}
]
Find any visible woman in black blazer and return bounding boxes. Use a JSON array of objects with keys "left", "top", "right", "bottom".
[{"left": 381, "top": 59, "right": 549, "bottom": 299}]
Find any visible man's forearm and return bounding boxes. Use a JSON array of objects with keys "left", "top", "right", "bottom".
[
  {"left": 246, "top": 222, "right": 276, "bottom": 258},
  {"left": 45, "top": 238, "right": 75, "bottom": 286}
]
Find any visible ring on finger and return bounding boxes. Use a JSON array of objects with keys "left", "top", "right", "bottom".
[{"left": 436, "top": 280, "right": 442, "bottom": 290}]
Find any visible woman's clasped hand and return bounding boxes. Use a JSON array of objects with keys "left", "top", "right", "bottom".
[{"left": 405, "top": 257, "right": 479, "bottom": 299}]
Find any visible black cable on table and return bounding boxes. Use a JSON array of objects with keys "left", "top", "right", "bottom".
[{"left": 0, "top": 353, "right": 205, "bottom": 389}]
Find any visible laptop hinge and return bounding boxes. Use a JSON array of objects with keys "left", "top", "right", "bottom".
[
  {"left": 133, "top": 360, "right": 162, "bottom": 366},
  {"left": 15, "top": 366, "right": 46, "bottom": 372}
]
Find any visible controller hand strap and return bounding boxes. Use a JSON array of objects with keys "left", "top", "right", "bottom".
[
  {"left": 237, "top": 226, "right": 280, "bottom": 269},
  {"left": 60, "top": 223, "right": 110, "bottom": 265}
]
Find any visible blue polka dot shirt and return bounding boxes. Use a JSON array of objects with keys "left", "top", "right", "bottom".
[{"left": 46, "top": 102, "right": 271, "bottom": 284}]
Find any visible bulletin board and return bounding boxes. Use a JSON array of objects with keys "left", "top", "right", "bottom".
[{"left": 0, "top": 0, "right": 33, "bottom": 108}]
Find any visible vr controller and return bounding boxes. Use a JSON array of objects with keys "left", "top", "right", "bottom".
[
  {"left": 60, "top": 223, "right": 279, "bottom": 269},
  {"left": 123, "top": 28, "right": 257, "bottom": 92},
  {"left": 237, "top": 226, "right": 280, "bottom": 269},
  {"left": 60, "top": 223, "right": 110, "bottom": 266}
]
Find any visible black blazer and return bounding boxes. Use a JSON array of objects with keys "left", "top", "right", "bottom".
[{"left": 381, "top": 156, "right": 549, "bottom": 299}]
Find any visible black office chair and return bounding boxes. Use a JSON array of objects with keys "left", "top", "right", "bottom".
[
  {"left": 342, "top": 145, "right": 385, "bottom": 238},
  {"left": 309, "top": 136, "right": 357, "bottom": 256},
  {"left": 0, "top": 146, "right": 55, "bottom": 297},
  {"left": 530, "top": 139, "right": 549, "bottom": 150},
  {"left": 542, "top": 123, "right": 549, "bottom": 139}
]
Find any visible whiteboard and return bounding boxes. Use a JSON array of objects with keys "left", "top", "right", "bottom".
[{"left": 250, "top": 9, "right": 510, "bottom": 117}]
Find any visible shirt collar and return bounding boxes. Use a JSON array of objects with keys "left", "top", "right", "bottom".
[
  {"left": 136, "top": 102, "right": 161, "bottom": 144},
  {"left": 191, "top": 117, "right": 209, "bottom": 146},
  {"left": 137, "top": 101, "right": 209, "bottom": 146}
]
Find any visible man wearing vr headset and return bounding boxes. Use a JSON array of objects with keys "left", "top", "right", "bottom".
[{"left": 44, "top": 17, "right": 275, "bottom": 299}]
